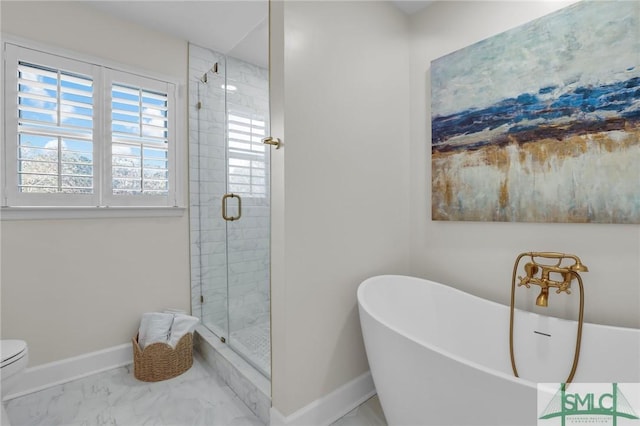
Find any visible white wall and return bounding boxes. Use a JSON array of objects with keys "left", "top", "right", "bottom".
[
  {"left": 270, "top": 0, "right": 411, "bottom": 416},
  {"left": 0, "top": 2, "right": 191, "bottom": 366},
  {"left": 409, "top": 1, "right": 640, "bottom": 328}
]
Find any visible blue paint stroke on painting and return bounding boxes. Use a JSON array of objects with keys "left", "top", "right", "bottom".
[{"left": 432, "top": 76, "right": 640, "bottom": 152}]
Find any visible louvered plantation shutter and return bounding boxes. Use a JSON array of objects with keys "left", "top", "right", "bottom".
[
  {"left": 3, "top": 43, "right": 179, "bottom": 210},
  {"left": 4, "top": 45, "right": 99, "bottom": 206},
  {"left": 105, "top": 70, "right": 176, "bottom": 206}
]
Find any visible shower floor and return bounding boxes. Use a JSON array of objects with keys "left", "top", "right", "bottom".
[{"left": 230, "top": 321, "right": 270, "bottom": 377}]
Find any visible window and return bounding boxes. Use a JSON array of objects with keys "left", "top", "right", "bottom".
[
  {"left": 3, "top": 43, "right": 179, "bottom": 210},
  {"left": 111, "top": 80, "right": 169, "bottom": 197},
  {"left": 227, "top": 111, "right": 267, "bottom": 197},
  {"left": 16, "top": 61, "right": 94, "bottom": 196}
]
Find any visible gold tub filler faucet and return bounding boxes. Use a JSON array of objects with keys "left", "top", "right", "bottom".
[{"left": 509, "top": 252, "right": 588, "bottom": 383}]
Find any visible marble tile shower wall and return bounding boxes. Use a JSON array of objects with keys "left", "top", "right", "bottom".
[{"left": 189, "top": 44, "right": 270, "bottom": 338}]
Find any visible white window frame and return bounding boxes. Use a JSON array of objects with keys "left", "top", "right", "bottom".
[
  {"left": 2, "top": 38, "right": 184, "bottom": 219},
  {"left": 103, "top": 69, "right": 176, "bottom": 207}
]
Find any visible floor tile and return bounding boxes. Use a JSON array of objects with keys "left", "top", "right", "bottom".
[
  {"left": 5, "top": 354, "right": 386, "bottom": 426},
  {"left": 4, "top": 355, "right": 265, "bottom": 426},
  {"left": 330, "top": 396, "right": 387, "bottom": 426}
]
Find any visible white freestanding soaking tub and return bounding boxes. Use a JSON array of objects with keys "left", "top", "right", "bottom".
[{"left": 357, "top": 275, "right": 640, "bottom": 426}]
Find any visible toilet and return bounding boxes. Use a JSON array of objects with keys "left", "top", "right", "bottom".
[{"left": 1, "top": 340, "right": 28, "bottom": 426}]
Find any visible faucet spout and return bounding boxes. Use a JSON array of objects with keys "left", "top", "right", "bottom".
[{"left": 535, "top": 287, "right": 549, "bottom": 307}]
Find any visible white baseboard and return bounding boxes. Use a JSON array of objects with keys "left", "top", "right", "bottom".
[
  {"left": 270, "top": 371, "right": 376, "bottom": 426},
  {"left": 2, "top": 343, "right": 132, "bottom": 401}
]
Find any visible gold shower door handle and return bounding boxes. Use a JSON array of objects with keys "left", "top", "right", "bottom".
[
  {"left": 262, "top": 136, "right": 281, "bottom": 149},
  {"left": 222, "top": 193, "right": 242, "bottom": 221}
]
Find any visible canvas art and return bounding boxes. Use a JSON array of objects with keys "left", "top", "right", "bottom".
[{"left": 431, "top": 1, "right": 640, "bottom": 223}]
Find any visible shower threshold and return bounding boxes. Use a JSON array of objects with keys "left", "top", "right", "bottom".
[{"left": 194, "top": 325, "right": 270, "bottom": 424}]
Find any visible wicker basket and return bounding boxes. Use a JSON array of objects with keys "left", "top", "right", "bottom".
[{"left": 132, "top": 333, "right": 193, "bottom": 382}]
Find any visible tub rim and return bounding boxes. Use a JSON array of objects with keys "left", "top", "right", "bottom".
[{"left": 357, "top": 274, "right": 639, "bottom": 390}]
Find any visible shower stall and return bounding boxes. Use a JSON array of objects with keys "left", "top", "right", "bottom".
[{"left": 188, "top": 43, "right": 271, "bottom": 379}]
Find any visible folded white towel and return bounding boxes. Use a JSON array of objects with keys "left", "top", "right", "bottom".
[
  {"left": 168, "top": 314, "right": 199, "bottom": 347},
  {"left": 163, "top": 308, "right": 187, "bottom": 315},
  {"left": 138, "top": 312, "right": 174, "bottom": 349}
]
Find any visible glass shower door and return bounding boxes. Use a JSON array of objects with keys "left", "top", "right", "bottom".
[
  {"left": 196, "top": 56, "right": 229, "bottom": 341},
  {"left": 224, "top": 56, "right": 271, "bottom": 378}
]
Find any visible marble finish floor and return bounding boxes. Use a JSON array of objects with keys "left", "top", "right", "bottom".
[
  {"left": 332, "top": 396, "right": 387, "bottom": 426},
  {"left": 4, "top": 355, "right": 264, "bottom": 426},
  {"left": 4, "top": 354, "right": 387, "bottom": 426}
]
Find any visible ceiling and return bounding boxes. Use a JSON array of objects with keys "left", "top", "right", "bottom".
[
  {"left": 86, "top": 1, "right": 432, "bottom": 68},
  {"left": 87, "top": 1, "right": 269, "bottom": 67}
]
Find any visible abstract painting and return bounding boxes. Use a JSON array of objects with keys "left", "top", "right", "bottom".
[{"left": 431, "top": 1, "right": 640, "bottom": 223}]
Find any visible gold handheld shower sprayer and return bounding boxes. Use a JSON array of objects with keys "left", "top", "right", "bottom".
[{"left": 509, "top": 252, "right": 588, "bottom": 383}]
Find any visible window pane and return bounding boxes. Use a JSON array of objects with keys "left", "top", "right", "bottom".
[
  {"left": 60, "top": 72, "right": 93, "bottom": 130},
  {"left": 18, "top": 62, "right": 93, "bottom": 132},
  {"left": 18, "top": 134, "right": 57, "bottom": 159},
  {"left": 111, "top": 142, "right": 168, "bottom": 196},
  {"left": 60, "top": 137, "right": 93, "bottom": 192},
  {"left": 17, "top": 134, "right": 93, "bottom": 194},
  {"left": 112, "top": 83, "right": 168, "bottom": 141},
  {"left": 112, "top": 176, "right": 141, "bottom": 193}
]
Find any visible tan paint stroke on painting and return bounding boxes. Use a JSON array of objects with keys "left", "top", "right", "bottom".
[{"left": 432, "top": 127, "right": 640, "bottom": 223}]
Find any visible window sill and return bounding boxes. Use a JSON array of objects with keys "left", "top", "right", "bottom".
[{"left": 0, "top": 206, "right": 187, "bottom": 221}]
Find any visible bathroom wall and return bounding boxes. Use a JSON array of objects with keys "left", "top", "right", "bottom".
[
  {"left": 0, "top": 2, "right": 190, "bottom": 366},
  {"left": 408, "top": 1, "right": 640, "bottom": 328},
  {"left": 270, "top": 0, "right": 411, "bottom": 417}
]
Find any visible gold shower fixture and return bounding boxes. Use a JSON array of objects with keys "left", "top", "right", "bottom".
[
  {"left": 516, "top": 252, "right": 588, "bottom": 307},
  {"left": 509, "top": 252, "right": 588, "bottom": 383}
]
